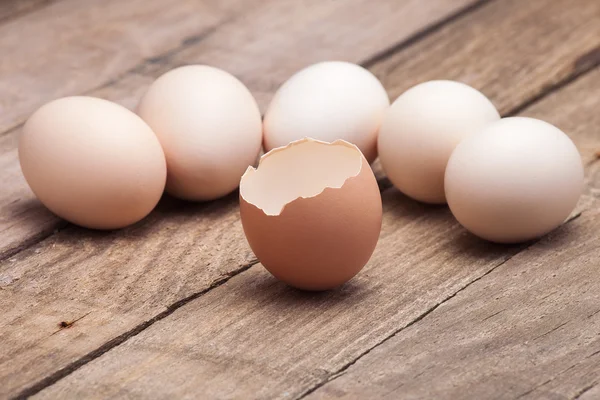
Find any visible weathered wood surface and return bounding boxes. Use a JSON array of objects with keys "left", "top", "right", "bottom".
[
  {"left": 370, "top": 0, "right": 600, "bottom": 116},
  {"left": 32, "top": 56, "right": 600, "bottom": 398},
  {"left": 304, "top": 67, "right": 600, "bottom": 400},
  {"left": 307, "top": 205, "right": 600, "bottom": 400},
  {"left": 0, "top": 0, "right": 263, "bottom": 135},
  {"left": 1, "top": 0, "right": 599, "bottom": 398},
  {"left": 0, "top": 0, "right": 261, "bottom": 260},
  {"left": 0, "top": 0, "right": 52, "bottom": 23},
  {"left": 0, "top": 0, "right": 478, "bottom": 261},
  {"left": 0, "top": 1, "right": 482, "bottom": 397}
]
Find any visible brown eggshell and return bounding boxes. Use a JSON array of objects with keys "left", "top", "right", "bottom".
[{"left": 239, "top": 138, "right": 382, "bottom": 291}]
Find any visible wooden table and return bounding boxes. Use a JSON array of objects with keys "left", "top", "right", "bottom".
[{"left": 1, "top": 0, "right": 600, "bottom": 398}]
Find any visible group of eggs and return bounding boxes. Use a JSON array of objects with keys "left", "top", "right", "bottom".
[{"left": 19, "top": 61, "right": 583, "bottom": 291}]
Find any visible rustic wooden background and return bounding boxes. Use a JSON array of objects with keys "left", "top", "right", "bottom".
[{"left": 1, "top": 0, "right": 600, "bottom": 398}]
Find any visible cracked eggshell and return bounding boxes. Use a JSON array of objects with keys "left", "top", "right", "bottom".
[{"left": 239, "top": 138, "right": 382, "bottom": 291}]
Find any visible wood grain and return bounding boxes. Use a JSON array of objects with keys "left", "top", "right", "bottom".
[
  {"left": 0, "top": 194, "right": 258, "bottom": 398},
  {"left": 31, "top": 188, "right": 529, "bottom": 399},
  {"left": 3, "top": 0, "right": 600, "bottom": 262},
  {"left": 0, "top": 0, "right": 265, "bottom": 260},
  {"left": 0, "top": 0, "right": 479, "bottom": 261},
  {"left": 0, "top": 0, "right": 53, "bottom": 23},
  {"left": 579, "top": 384, "right": 600, "bottom": 400},
  {"left": 0, "top": 0, "right": 258, "bottom": 136},
  {"left": 165, "top": 0, "right": 488, "bottom": 111},
  {"left": 369, "top": 0, "right": 600, "bottom": 115},
  {"left": 0, "top": 1, "right": 481, "bottom": 396},
  {"left": 34, "top": 41, "right": 600, "bottom": 400},
  {"left": 31, "top": 199, "right": 596, "bottom": 400},
  {"left": 306, "top": 208, "right": 600, "bottom": 400},
  {"left": 301, "top": 68, "right": 600, "bottom": 400}
]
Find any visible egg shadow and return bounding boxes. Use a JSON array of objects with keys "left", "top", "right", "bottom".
[
  {"left": 4, "top": 197, "right": 56, "bottom": 221},
  {"left": 234, "top": 266, "right": 372, "bottom": 313},
  {"left": 450, "top": 227, "right": 527, "bottom": 261},
  {"left": 154, "top": 189, "right": 240, "bottom": 217},
  {"left": 378, "top": 185, "right": 530, "bottom": 262},
  {"left": 380, "top": 185, "right": 447, "bottom": 216}
]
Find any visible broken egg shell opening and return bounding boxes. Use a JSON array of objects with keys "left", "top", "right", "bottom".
[
  {"left": 239, "top": 137, "right": 366, "bottom": 216},
  {"left": 238, "top": 137, "right": 382, "bottom": 290}
]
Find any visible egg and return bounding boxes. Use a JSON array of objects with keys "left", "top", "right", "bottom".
[
  {"left": 263, "top": 61, "right": 390, "bottom": 163},
  {"left": 445, "top": 117, "right": 584, "bottom": 243},
  {"left": 239, "top": 138, "right": 382, "bottom": 291},
  {"left": 378, "top": 80, "right": 500, "bottom": 204},
  {"left": 19, "top": 96, "right": 166, "bottom": 230},
  {"left": 137, "top": 65, "right": 263, "bottom": 201}
]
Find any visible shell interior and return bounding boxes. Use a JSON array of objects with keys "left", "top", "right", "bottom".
[{"left": 240, "top": 139, "right": 363, "bottom": 216}]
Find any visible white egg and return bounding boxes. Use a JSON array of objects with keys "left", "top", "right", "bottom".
[
  {"left": 137, "top": 65, "right": 263, "bottom": 201},
  {"left": 445, "top": 117, "right": 584, "bottom": 243},
  {"left": 263, "top": 61, "right": 389, "bottom": 163},
  {"left": 378, "top": 80, "right": 500, "bottom": 203}
]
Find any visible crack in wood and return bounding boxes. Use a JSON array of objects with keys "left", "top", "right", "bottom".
[
  {"left": 585, "top": 154, "right": 600, "bottom": 168},
  {"left": 50, "top": 312, "right": 92, "bottom": 336},
  {"left": 587, "top": 308, "right": 600, "bottom": 319},
  {"left": 361, "top": 0, "right": 494, "bottom": 68},
  {"left": 4, "top": 1, "right": 600, "bottom": 396},
  {"left": 585, "top": 349, "right": 600, "bottom": 360},
  {"left": 0, "top": 220, "right": 67, "bottom": 264},
  {"left": 92, "top": 19, "right": 232, "bottom": 94},
  {"left": 11, "top": 260, "right": 258, "bottom": 400},
  {"left": 481, "top": 308, "right": 506, "bottom": 321},
  {"left": 572, "top": 382, "right": 598, "bottom": 399},
  {"left": 506, "top": 50, "right": 600, "bottom": 117},
  {"left": 295, "top": 208, "right": 590, "bottom": 400},
  {"left": 515, "top": 362, "right": 581, "bottom": 399},
  {"left": 532, "top": 320, "right": 570, "bottom": 341},
  {"left": 0, "top": 0, "right": 55, "bottom": 26},
  {"left": 295, "top": 247, "right": 536, "bottom": 399}
]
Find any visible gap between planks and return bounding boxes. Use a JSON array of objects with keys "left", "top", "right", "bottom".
[
  {"left": 0, "top": 0, "right": 492, "bottom": 140},
  {"left": 17, "top": 64, "right": 600, "bottom": 400},
  {"left": 5, "top": 0, "right": 600, "bottom": 261},
  {"left": 5, "top": 0, "right": 600, "bottom": 264},
  {"left": 0, "top": 0, "right": 55, "bottom": 25},
  {"left": 296, "top": 213, "right": 587, "bottom": 400},
  {"left": 13, "top": 260, "right": 258, "bottom": 400},
  {"left": 7, "top": 0, "right": 600, "bottom": 397},
  {"left": 0, "top": 0, "right": 489, "bottom": 264}
]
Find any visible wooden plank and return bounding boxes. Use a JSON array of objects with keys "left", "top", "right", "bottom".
[
  {"left": 300, "top": 68, "right": 600, "bottom": 400},
  {"left": 0, "top": 0, "right": 52, "bottom": 23},
  {"left": 305, "top": 211, "right": 600, "bottom": 400},
  {"left": 166, "top": 0, "right": 490, "bottom": 111},
  {"left": 0, "top": 194, "right": 258, "bottom": 397},
  {"left": 0, "top": 0, "right": 267, "bottom": 259},
  {"left": 579, "top": 384, "right": 600, "bottom": 400},
  {"left": 29, "top": 200, "right": 596, "bottom": 400},
  {"left": 0, "top": 0, "right": 259, "bottom": 136},
  {"left": 4, "top": 0, "right": 600, "bottom": 261},
  {"left": 0, "top": 1, "right": 481, "bottom": 396},
  {"left": 0, "top": 0, "right": 480, "bottom": 261},
  {"left": 369, "top": 0, "right": 600, "bottom": 115},
  {"left": 303, "top": 63, "right": 600, "bottom": 400},
  {"left": 32, "top": 20, "right": 600, "bottom": 400},
  {"left": 30, "top": 190, "right": 529, "bottom": 399}
]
